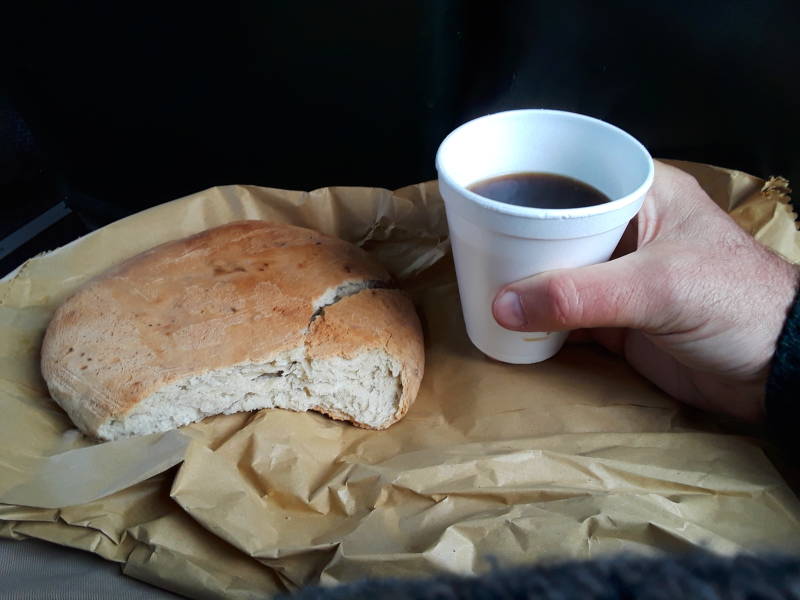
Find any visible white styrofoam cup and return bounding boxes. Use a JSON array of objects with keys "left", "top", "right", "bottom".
[{"left": 436, "top": 109, "right": 654, "bottom": 364}]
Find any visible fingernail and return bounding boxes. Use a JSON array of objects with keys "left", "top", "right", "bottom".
[{"left": 494, "top": 291, "right": 525, "bottom": 328}]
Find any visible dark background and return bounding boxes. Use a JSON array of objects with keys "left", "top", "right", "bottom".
[{"left": 2, "top": 0, "right": 799, "bottom": 274}]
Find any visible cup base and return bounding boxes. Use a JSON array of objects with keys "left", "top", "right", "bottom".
[{"left": 468, "top": 330, "right": 566, "bottom": 365}]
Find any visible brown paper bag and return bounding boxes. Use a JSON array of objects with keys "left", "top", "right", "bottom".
[{"left": 1, "top": 161, "right": 798, "bottom": 598}]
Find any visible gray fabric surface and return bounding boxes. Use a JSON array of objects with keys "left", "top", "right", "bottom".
[{"left": 0, "top": 538, "right": 181, "bottom": 599}]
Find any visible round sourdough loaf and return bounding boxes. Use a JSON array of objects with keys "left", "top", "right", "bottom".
[{"left": 40, "top": 221, "right": 424, "bottom": 440}]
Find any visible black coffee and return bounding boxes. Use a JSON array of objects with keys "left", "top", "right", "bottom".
[{"left": 468, "top": 172, "right": 610, "bottom": 209}]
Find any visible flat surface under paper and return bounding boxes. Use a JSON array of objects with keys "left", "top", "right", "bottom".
[{"left": 1, "top": 162, "right": 799, "bottom": 598}]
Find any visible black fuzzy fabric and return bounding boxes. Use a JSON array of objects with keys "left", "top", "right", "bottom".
[
  {"left": 767, "top": 285, "right": 800, "bottom": 453},
  {"left": 287, "top": 553, "right": 800, "bottom": 599}
]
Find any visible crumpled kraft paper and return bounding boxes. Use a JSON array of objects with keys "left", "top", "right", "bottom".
[{"left": 0, "top": 162, "right": 799, "bottom": 599}]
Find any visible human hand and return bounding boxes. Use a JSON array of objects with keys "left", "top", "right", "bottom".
[{"left": 492, "top": 161, "right": 799, "bottom": 422}]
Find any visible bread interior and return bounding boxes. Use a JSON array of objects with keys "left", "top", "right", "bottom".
[{"left": 99, "top": 348, "right": 402, "bottom": 439}]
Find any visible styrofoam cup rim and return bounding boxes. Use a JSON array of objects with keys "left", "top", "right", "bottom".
[{"left": 435, "top": 109, "right": 654, "bottom": 220}]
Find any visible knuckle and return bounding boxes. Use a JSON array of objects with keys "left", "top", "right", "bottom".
[
  {"left": 657, "top": 161, "right": 698, "bottom": 191},
  {"left": 677, "top": 170, "right": 703, "bottom": 193},
  {"left": 544, "top": 274, "right": 580, "bottom": 328}
]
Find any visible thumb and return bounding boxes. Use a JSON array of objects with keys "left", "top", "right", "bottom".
[{"left": 492, "top": 251, "right": 669, "bottom": 332}]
